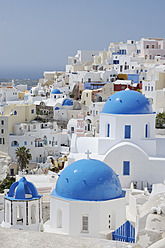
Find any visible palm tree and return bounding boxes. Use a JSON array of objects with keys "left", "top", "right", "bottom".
[{"left": 15, "top": 146, "right": 32, "bottom": 171}]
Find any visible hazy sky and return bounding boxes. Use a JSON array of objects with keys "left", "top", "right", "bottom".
[{"left": 0, "top": 0, "right": 165, "bottom": 69}]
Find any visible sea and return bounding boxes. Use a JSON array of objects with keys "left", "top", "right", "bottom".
[{"left": 0, "top": 65, "right": 65, "bottom": 80}]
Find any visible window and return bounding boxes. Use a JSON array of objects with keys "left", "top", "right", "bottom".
[
  {"left": 14, "top": 111, "right": 17, "bottom": 115},
  {"left": 86, "top": 93, "right": 88, "bottom": 97},
  {"left": 152, "top": 45, "right": 154, "bottom": 49},
  {"left": 145, "top": 124, "right": 150, "bottom": 138},
  {"left": 125, "top": 125, "right": 131, "bottom": 139},
  {"left": 123, "top": 161, "right": 130, "bottom": 175},
  {"left": 113, "top": 60, "right": 119, "bottom": 64},
  {"left": 1, "top": 129, "right": 4, "bottom": 134},
  {"left": 151, "top": 86, "right": 153, "bottom": 91},
  {"left": 1, "top": 120, "right": 4, "bottom": 125},
  {"left": 107, "top": 124, "right": 110, "bottom": 137},
  {"left": 145, "top": 86, "right": 147, "bottom": 91},
  {"left": 11, "top": 140, "right": 19, "bottom": 147},
  {"left": 57, "top": 209, "right": 62, "bottom": 228},
  {"left": 82, "top": 215, "right": 88, "bottom": 232},
  {"left": 149, "top": 55, "right": 152, "bottom": 60},
  {"left": 108, "top": 215, "right": 111, "bottom": 229},
  {"left": 31, "top": 109, "right": 34, "bottom": 114},
  {"left": 146, "top": 45, "right": 149, "bottom": 49},
  {"left": 148, "top": 86, "right": 150, "bottom": 91},
  {"left": 24, "top": 141, "right": 27, "bottom": 145}
]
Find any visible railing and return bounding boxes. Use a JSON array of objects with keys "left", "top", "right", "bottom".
[{"left": 113, "top": 221, "right": 135, "bottom": 243}]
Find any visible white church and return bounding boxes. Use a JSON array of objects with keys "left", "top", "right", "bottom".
[
  {"left": 45, "top": 158, "right": 126, "bottom": 237},
  {"left": 69, "top": 89, "right": 165, "bottom": 189}
]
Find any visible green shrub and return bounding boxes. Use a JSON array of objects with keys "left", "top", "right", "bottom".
[{"left": 0, "top": 177, "right": 15, "bottom": 193}]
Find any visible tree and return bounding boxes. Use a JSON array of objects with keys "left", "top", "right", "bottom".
[
  {"left": 0, "top": 177, "right": 15, "bottom": 193},
  {"left": 15, "top": 146, "right": 32, "bottom": 171},
  {"left": 156, "top": 112, "right": 165, "bottom": 129}
]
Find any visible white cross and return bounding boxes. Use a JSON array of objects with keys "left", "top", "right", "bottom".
[{"left": 85, "top": 150, "right": 91, "bottom": 160}]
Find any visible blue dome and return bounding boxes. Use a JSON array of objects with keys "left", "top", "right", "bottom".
[
  {"left": 5, "top": 177, "right": 42, "bottom": 201},
  {"left": 51, "top": 89, "right": 61, "bottom": 94},
  {"left": 62, "top": 99, "right": 73, "bottom": 106},
  {"left": 51, "top": 159, "right": 124, "bottom": 201},
  {"left": 102, "top": 90, "right": 153, "bottom": 115}
]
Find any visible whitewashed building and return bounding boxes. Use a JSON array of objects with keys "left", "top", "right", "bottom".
[
  {"left": 9, "top": 121, "right": 68, "bottom": 163},
  {"left": 69, "top": 89, "right": 165, "bottom": 189},
  {"left": 45, "top": 158, "right": 126, "bottom": 238}
]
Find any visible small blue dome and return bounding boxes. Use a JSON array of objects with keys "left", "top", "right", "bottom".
[
  {"left": 54, "top": 107, "right": 59, "bottom": 110},
  {"left": 62, "top": 99, "right": 73, "bottom": 106},
  {"left": 102, "top": 90, "right": 153, "bottom": 115},
  {"left": 51, "top": 159, "right": 124, "bottom": 201},
  {"left": 5, "top": 177, "right": 42, "bottom": 201},
  {"left": 51, "top": 89, "right": 61, "bottom": 94}
]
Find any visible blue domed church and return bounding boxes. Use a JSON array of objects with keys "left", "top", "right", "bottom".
[
  {"left": 45, "top": 158, "right": 126, "bottom": 237},
  {"left": 69, "top": 89, "right": 165, "bottom": 189}
]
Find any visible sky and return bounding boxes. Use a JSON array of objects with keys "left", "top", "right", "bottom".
[{"left": 0, "top": 0, "right": 165, "bottom": 79}]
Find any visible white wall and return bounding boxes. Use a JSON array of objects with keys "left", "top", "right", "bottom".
[{"left": 50, "top": 195, "right": 126, "bottom": 238}]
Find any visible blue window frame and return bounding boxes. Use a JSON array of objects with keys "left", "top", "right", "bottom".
[
  {"left": 24, "top": 141, "right": 27, "bottom": 145},
  {"left": 122, "top": 49, "right": 126, "bottom": 55},
  {"left": 125, "top": 125, "right": 131, "bottom": 139},
  {"left": 31, "top": 109, "right": 34, "bottom": 114},
  {"left": 107, "top": 124, "right": 110, "bottom": 137},
  {"left": 123, "top": 161, "right": 130, "bottom": 175},
  {"left": 14, "top": 111, "right": 17, "bottom": 115},
  {"left": 145, "top": 124, "right": 149, "bottom": 138}
]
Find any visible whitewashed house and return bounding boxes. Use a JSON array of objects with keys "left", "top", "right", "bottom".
[{"left": 9, "top": 121, "right": 68, "bottom": 163}]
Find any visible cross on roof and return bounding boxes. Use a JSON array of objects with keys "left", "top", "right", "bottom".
[{"left": 85, "top": 149, "right": 91, "bottom": 160}]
